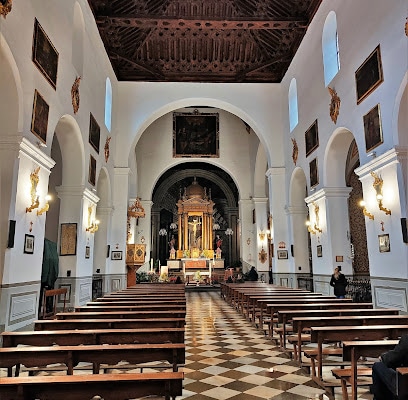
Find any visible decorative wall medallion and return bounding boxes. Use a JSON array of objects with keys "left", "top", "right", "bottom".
[
  {"left": 258, "top": 248, "right": 267, "bottom": 263},
  {"left": 0, "top": 0, "right": 12, "bottom": 18},
  {"left": 71, "top": 76, "right": 81, "bottom": 114},
  {"left": 104, "top": 136, "right": 111, "bottom": 162},
  {"left": 291, "top": 138, "right": 298, "bottom": 166},
  {"left": 328, "top": 86, "right": 341, "bottom": 124}
]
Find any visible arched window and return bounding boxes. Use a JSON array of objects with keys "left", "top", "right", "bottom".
[
  {"left": 288, "top": 78, "right": 298, "bottom": 132},
  {"left": 104, "top": 77, "right": 112, "bottom": 131},
  {"left": 322, "top": 11, "right": 340, "bottom": 86}
]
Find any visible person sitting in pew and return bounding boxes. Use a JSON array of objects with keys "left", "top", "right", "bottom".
[{"left": 370, "top": 334, "right": 408, "bottom": 400}]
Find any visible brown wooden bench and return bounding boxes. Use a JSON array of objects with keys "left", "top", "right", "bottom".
[
  {"left": 75, "top": 303, "right": 186, "bottom": 312},
  {"left": 310, "top": 325, "right": 408, "bottom": 386},
  {"left": 40, "top": 287, "right": 68, "bottom": 319},
  {"left": 0, "top": 343, "right": 185, "bottom": 376},
  {"left": 1, "top": 327, "right": 185, "bottom": 347},
  {"left": 331, "top": 339, "right": 398, "bottom": 400},
  {"left": 56, "top": 309, "right": 186, "bottom": 319},
  {"left": 291, "top": 314, "right": 408, "bottom": 364},
  {"left": 0, "top": 371, "right": 184, "bottom": 400},
  {"left": 34, "top": 317, "right": 186, "bottom": 330},
  {"left": 397, "top": 367, "right": 408, "bottom": 400}
]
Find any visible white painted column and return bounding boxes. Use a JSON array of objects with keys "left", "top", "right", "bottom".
[
  {"left": 266, "top": 167, "right": 292, "bottom": 275},
  {"left": 252, "top": 197, "right": 269, "bottom": 274},
  {"left": 238, "top": 198, "right": 255, "bottom": 271}
]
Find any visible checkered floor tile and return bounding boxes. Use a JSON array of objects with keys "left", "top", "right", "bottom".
[{"left": 181, "top": 291, "right": 374, "bottom": 400}]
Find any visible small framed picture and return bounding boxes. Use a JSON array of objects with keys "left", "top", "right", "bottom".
[
  {"left": 24, "top": 234, "right": 35, "bottom": 254},
  {"left": 85, "top": 246, "right": 90, "bottom": 259},
  {"left": 277, "top": 250, "right": 288, "bottom": 260},
  {"left": 317, "top": 245, "right": 322, "bottom": 257},
  {"left": 309, "top": 157, "right": 319, "bottom": 188},
  {"left": 336, "top": 256, "right": 343, "bottom": 262},
  {"left": 355, "top": 45, "right": 383, "bottom": 104},
  {"left": 89, "top": 113, "right": 100, "bottom": 154},
  {"left": 88, "top": 155, "right": 96, "bottom": 186},
  {"left": 111, "top": 250, "right": 123, "bottom": 260},
  {"left": 378, "top": 234, "right": 390, "bottom": 253},
  {"left": 31, "top": 89, "right": 49, "bottom": 144},
  {"left": 363, "top": 104, "right": 383, "bottom": 153},
  {"left": 305, "top": 119, "right": 319, "bottom": 157}
]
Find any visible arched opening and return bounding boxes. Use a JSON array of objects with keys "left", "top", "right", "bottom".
[
  {"left": 288, "top": 78, "right": 299, "bottom": 132},
  {"left": 72, "top": 2, "right": 85, "bottom": 76},
  {"left": 322, "top": 11, "right": 340, "bottom": 86}
]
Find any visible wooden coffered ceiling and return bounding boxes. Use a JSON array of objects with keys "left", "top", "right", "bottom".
[{"left": 87, "top": 0, "right": 323, "bottom": 83}]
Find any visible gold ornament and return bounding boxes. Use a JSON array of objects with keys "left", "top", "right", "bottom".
[
  {"left": 0, "top": 0, "right": 12, "bottom": 18},
  {"left": 328, "top": 86, "right": 341, "bottom": 124},
  {"left": 104, "top": 136, "right": 111, "bottom": 162},
  {"left": 71, "top": 76, "right": 81, "bottom": 114},
  {"left": 291, "top": 138, "right": 298, "bottom": 166}
]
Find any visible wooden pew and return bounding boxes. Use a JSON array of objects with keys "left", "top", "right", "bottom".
[
  {"left": 34, "top": 317, "right": 186, "bottom": 330},
  {"left": 1, "top": 327, "right": 185, "bottom": 347},
  {"left": 397, "top": 367, "right": 408, "bottom": 400},
  {"left": 265, "top": 301, "right": 369, "bottom": 344},
  {"left": 331, "top": 340, "right": 398, "bottom": 400},
  {"left": 0, "top": 343, "right": 185, "bottom": 376},
  {"left": 0, "top": 372, "right": 184, "bottom": 400},
  {"left": 56, "top": 310, "right": 186, "bottom": 319},
  {"left": 92, "top": 298, "right": 186, "bottom": 304},
  {"left": 75, "top": 304, "right": 186, "bottom": 312},
  {"left": 291, "top": 314, "right": 408, "bottom": 364},
  {"left": 310, "top": 325, "right": 408, "bottom": 385}
]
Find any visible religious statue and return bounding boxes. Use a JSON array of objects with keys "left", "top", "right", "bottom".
[
  {"left": 188, "top": 218, "right": 201, "bottom": 247},
  {"left": 216, "top": 235, "right": 222, "bottom": 249},
  {"left": 169, "top": 235, "right": 176, "bottom": 259}
]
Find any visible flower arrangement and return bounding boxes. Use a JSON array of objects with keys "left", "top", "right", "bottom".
[
  {"left": 159, "top": 272, "right": 170, "bottom": 283},
  {"left": 194, "top": 270, "right": 202, "bottom": 282},
  {"left": 200, "top": 249, "right": 212, "bottom": 258},
  {"left": 183, "top": 249, "right": 191, "bottom": 258}
]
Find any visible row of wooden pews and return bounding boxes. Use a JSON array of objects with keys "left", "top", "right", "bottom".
[
  {"left": 221, "top": 281, "right": 408, "bottom": 400},
  {"left": 0, "top": 284, "right": 186, "bottom": 400}
]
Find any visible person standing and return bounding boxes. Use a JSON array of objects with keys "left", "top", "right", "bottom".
[
  {"left": 329, "top": 266, "right": 348, "bottom": 298},
  {"left": 370, "top": 334, "right": 408, "bottom": 400}
]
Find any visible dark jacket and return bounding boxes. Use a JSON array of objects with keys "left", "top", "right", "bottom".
[
  {"left": 381, "top": 334, "right": 408, "bottom": 369},
  {"left": 329, "top": 273, "right": 347, "bottom": 297},
  {"left": 248, "top": 267, "right": 258, "bottom": 281}
]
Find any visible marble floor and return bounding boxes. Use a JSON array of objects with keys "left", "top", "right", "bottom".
[{"left": 180, "top": 290, "right": 374, "bottom": 400}]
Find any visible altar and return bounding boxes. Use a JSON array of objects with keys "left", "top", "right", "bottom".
[{"left": 182, "top": 258, "right": 212, "bottom": 281}]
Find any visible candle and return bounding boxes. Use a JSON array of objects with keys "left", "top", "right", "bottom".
[{"left": 150, "top": 259, "right": 153, "bottom": 271}]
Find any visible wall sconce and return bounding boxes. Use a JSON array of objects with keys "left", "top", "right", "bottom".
[
  {"left": 359, "top": 200, "right": 374, "bottom": 220},
  {"left": 86, "top": 220, "right": 99, "bottom": 233},
  {"left": 37, "top": 195, "right": 51, "bottom": 216},
  {"left": 371, "top": 171, "right": 391, "bottom": 215},
  {"left": 170, "top": 222, "right": 178, "bottom": 230},
  {"left": 311, "top": 202, "right": 323, "bottom": 233},
  {"left": 259, "top": 231, "right": 266, "bottom": 241},
  {"left": 213, "top": 223, "right": 220, "bottom": 230},
  {"left": 306, "top": 220, "right": 316, "bottom": 235},
  {"left": 86, "top": 205, "right": 99, "bottom": 233},
  {"left": 159, "top": 228, "right": 167, "bottom": 236},
  {"left": 26, "top": 167, "right": 40, "bottom": 213},
  {"left": 225, "top": 228, "right": 233, "bottom": 236}
]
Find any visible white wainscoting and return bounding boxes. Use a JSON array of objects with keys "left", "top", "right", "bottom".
[
  {"left": 10, "top": 291, "right": 37, "bottom": 323},
  {"left": 374, "top": 286, "right": 408, "bottom": 312}
]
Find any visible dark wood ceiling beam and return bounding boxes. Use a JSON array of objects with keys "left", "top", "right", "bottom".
[
  {"left": 110, "top": 51, "right": 165, "bottom": 80},
  {"left": 96, "top": 16, "right": 307, "bottom": 30}
]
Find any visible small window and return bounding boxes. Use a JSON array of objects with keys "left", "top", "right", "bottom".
[
  {"left": 322, "top": 11, "right": 340, "bottom": 86},
  {"left": 104, "top": 77, "right": 112, "bottom": 131},
  {"left": 288, "top": 78, "right": 298, "bottom": 132}
]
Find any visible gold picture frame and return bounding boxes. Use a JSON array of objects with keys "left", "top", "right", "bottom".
[
  {"left": 378, "top": 234, "right": 390, "bottom": 253},
  {"left": 355, "top": 45, "right": 383, "bottom": 104},
  {"left": 60, "top": 223, "right": 77, "bottom": 256},
  {"left": 32, "top": 18, "right": 59, "bottom": 89},
  {"left": 363, "top": 104, "right": 383, "bottom": 153},
  {"left": 31, "top": 90, "right": 49, "bottom": 144}
]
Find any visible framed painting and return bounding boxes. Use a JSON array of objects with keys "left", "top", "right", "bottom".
[
  {"left": 305, "top": 119, "right": 319, "bottom": 157},
  {"left": 336, "top": 255, "right": 343, "bottom": 262},
  {"left": 355, "top": 45, "right": 383, "bottom": 104},
  {"left": 173, "top": 112, "right": 219, "bottom": 158},
  {"left": 88, "top": 155, "right": 96, "bottom": 186},
  {"left": 31, "top": 90, "right": 49, "bottom": 144},
  {"left": 60, "top": 223, "right": 77, "bottom": 256},
  {"left": 309, "top": 157, "right": 319, "bottom": 188},
  {"left": 317, "top": 245, "right": 322, "bottom": 257},
  {"left": 32, "top": 18, "right": 59, "bottom": 89},
  {"left": 378, "top": 234, "right": 390, "bottom": 253},
  {"left": 364, "top": 104, "right": 383, "bottom": 153},
  {"left": 24, "top": 234, "right": 35, "bottom": 254},
  {"left": 111, "top": 250, "right": 123, "bottom": 260},
  {"left": 277, "top": 250, "right": 288, "bottom": 260},
  {"left": 89, "top": 113, "right": 100, "bottom": 153},
  {"left": 85, "top": 246, "right": 90, "bottom": 259}
]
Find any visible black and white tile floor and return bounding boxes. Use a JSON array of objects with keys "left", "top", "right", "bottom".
[{"left": 181, "top": 291, "right": 374, "bottom": 400}]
